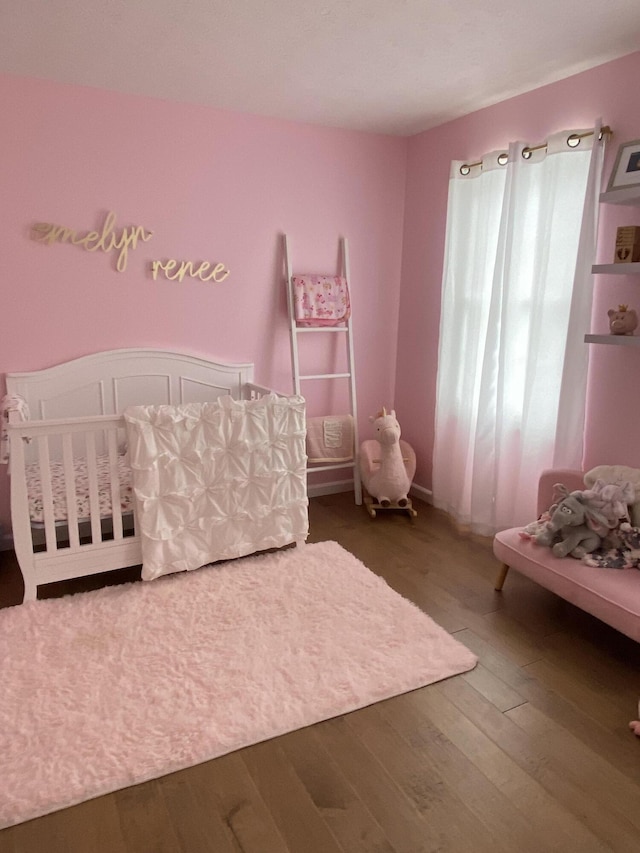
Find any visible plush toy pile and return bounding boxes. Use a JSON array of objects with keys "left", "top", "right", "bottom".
[{"left": 521, "top": 465, "right": 640, "bottom": 568}]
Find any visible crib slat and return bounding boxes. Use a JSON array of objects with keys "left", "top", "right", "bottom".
[
  {"left": 37, "top": 435, "right": 57, "bottom": 553},
  {"left": 85, "top": 432, "right": 102, "bottom": 544},
  {"left": 62, "top": 433, "right": 80, "bottom": 550},
  {"left": 107, "top": 429, "right": 124, "bottom": 540}
]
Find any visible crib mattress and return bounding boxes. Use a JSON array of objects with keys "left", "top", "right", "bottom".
[{"left": 25, "top": 454, "right": 134, "bottom": 525}]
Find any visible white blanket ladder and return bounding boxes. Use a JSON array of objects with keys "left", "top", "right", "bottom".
[{"left": 284, "top": 234, "right": 362, "bottom": 505}]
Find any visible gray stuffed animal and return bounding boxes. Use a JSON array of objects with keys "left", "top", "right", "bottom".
[{"left": 535, "top": 486, "right": 608, "bottom": 558}]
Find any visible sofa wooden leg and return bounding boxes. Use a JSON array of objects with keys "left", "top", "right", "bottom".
[{"left": 494, "top": 563, "right": 510, "bottom": 591}]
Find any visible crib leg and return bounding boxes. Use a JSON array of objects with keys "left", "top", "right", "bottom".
[
  {"left": 22, "top": 573, "right": 37, "bottom": 603},
  {"left": 494, "top": 563, "right": 510, "bottom": 591}
]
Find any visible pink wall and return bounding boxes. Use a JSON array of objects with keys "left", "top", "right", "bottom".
[
  {"left": 396, "top": 51, "right": 640, "bottom": 494},
  {"left": 0, "top": 74, "right": 407, "bottom": 534},
  {"left": 4, "top": 52, "right": 640, "bottom": 538}
]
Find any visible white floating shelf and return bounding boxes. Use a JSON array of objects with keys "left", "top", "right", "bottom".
[
  {"left": 599, "top": 187, "right": 640, "bottom": 206},
  {"left": 584, "top": 334, "right": 640, "bottom": 346},
  {"left": 592, "top": 262, "right": 640, "bottom": 274}
]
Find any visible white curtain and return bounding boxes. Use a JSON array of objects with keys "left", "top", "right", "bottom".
[{"left": 432, "top": 125, "right": 604, "bottom": 535}]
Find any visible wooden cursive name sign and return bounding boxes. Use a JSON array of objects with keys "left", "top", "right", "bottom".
[
  {"left": 32, "top": 211, "right": 153, "bottom": 272},
  {"left": 151, "top": 259, "right": 230, "bottom": 283}
]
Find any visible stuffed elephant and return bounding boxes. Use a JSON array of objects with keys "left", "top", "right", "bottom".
[{"left": 535, "top": 489, "right": 608, "bottom": 558}]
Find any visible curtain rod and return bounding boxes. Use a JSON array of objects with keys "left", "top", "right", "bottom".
[{"left": 459, "top": 125, "right": 612, "bottom": 176}]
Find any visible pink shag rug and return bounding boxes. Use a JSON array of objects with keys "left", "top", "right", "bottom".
[{"left": 0, "top": 540, "right": 477, "bottom": 828}]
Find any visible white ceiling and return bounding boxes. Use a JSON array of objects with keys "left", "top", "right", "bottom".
[{"left": 2, "top": 0, "right": 640, "bottom": 136}]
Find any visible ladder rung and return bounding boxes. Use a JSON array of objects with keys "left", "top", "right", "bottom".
[
  {"left": 307, "top": 461, "right": 355, "bottom": 473},
  {"left": 295, "top": 326, "right": 348, "bottom": 334},
  {"left": 299, "top": 373, "right": 351, "bottom": 380}
]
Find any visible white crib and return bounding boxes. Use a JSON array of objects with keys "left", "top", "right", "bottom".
[{"left": 4, "top": 348, "right": 303, "bottom": 602}]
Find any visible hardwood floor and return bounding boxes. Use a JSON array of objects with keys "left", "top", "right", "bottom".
[{"left": 2, "top": 492, "right": 640, "bottom": 852}]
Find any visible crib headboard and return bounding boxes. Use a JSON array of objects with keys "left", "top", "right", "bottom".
[{"left": 6, "top": 348, "right": 256, "bottom": 421}]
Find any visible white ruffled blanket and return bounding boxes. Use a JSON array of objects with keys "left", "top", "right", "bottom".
[{"left": 124, "top": 394, "right": 308, "bottom": 581}]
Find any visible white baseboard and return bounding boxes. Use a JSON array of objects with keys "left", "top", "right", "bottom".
[{"left": 410, "top": 483, "right": 433, "bottom": 504}]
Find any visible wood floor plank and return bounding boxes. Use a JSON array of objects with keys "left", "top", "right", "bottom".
[
  {"left": 376, "top": 690, "right": 554, "bottom": 853},
  {"left": 539, "top": 628, "right": 640, "bottom": 710},
  {"left": 404, "top": 683, "right": 609, "bottom": 852},
  {"left": 115, "top": 780, "right": 182, "bottom": 853},
  {"left": 343, "top": 700, "right": 518, "bottom": 853},
  {"left": 280, "top": 726, "right": 397, "bottom": 853},
  {"left": 506, "top": 701, "right": 640, "bottom": 834},
  {"left": 1, "top": 794, "right": 127, "bottom": 853},
  {"left": 523, "top": 657, "right": 635, "bottom": 731},
  {"left": 377, "top": 563, "right": 468, "bottom": 634},
  {"left": 0, "top": 829, "right": 17, "bottom": 853},
  {"left": 240, "top": 739, "right": 345, "bottom": 853},
  {"left": 453, "top": 627, "right": 542, "bottom": 690},
  {"left": 384, "top": 526, "right": 553, "bottom": 668},
  {"left": 184, "top": 753, "right": 292, "bottom": 853},
  {"left": 461, "top": 661, "right": 525, "bottom": 712},
  {"left": 458, "top": 627, "right": 640, "bottom": 782},
  {"left": 315, "top": 713, "right": 485, "bottom": 853},
  {"left": 157, "top": 768, "right": 238, "bottom": 853},
  {"left": 439, "top": 676, "right": 635, "bottom": 852}
]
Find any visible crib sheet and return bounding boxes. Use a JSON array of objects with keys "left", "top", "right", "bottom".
[{"left": 25, "top": 454, "right": 134, "bottom": 524}]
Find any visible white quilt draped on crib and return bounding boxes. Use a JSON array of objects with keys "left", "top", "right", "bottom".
[{"left": 124, "top": 394, "right": 308, "bottom": 581}]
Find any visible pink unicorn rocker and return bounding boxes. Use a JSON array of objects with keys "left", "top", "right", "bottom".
[{"left": 359, "top": 408, "right": 417, "bottom": 518}]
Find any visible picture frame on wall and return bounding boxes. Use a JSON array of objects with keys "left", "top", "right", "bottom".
[{"left": 607, "top": 139, "right": 640, "bottom": 191}]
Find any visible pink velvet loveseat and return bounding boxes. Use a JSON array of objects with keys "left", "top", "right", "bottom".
[{"left": 493, "top": 469, "right": 640, "bottom": 643}]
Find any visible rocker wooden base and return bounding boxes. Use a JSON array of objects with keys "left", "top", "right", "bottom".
[{"left": 363, "top": 492, "right": 417, "bottom": 519}]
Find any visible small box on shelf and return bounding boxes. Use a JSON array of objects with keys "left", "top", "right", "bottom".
[{"left": 615, "top": 226, "right": 640, "bottom": 263}]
